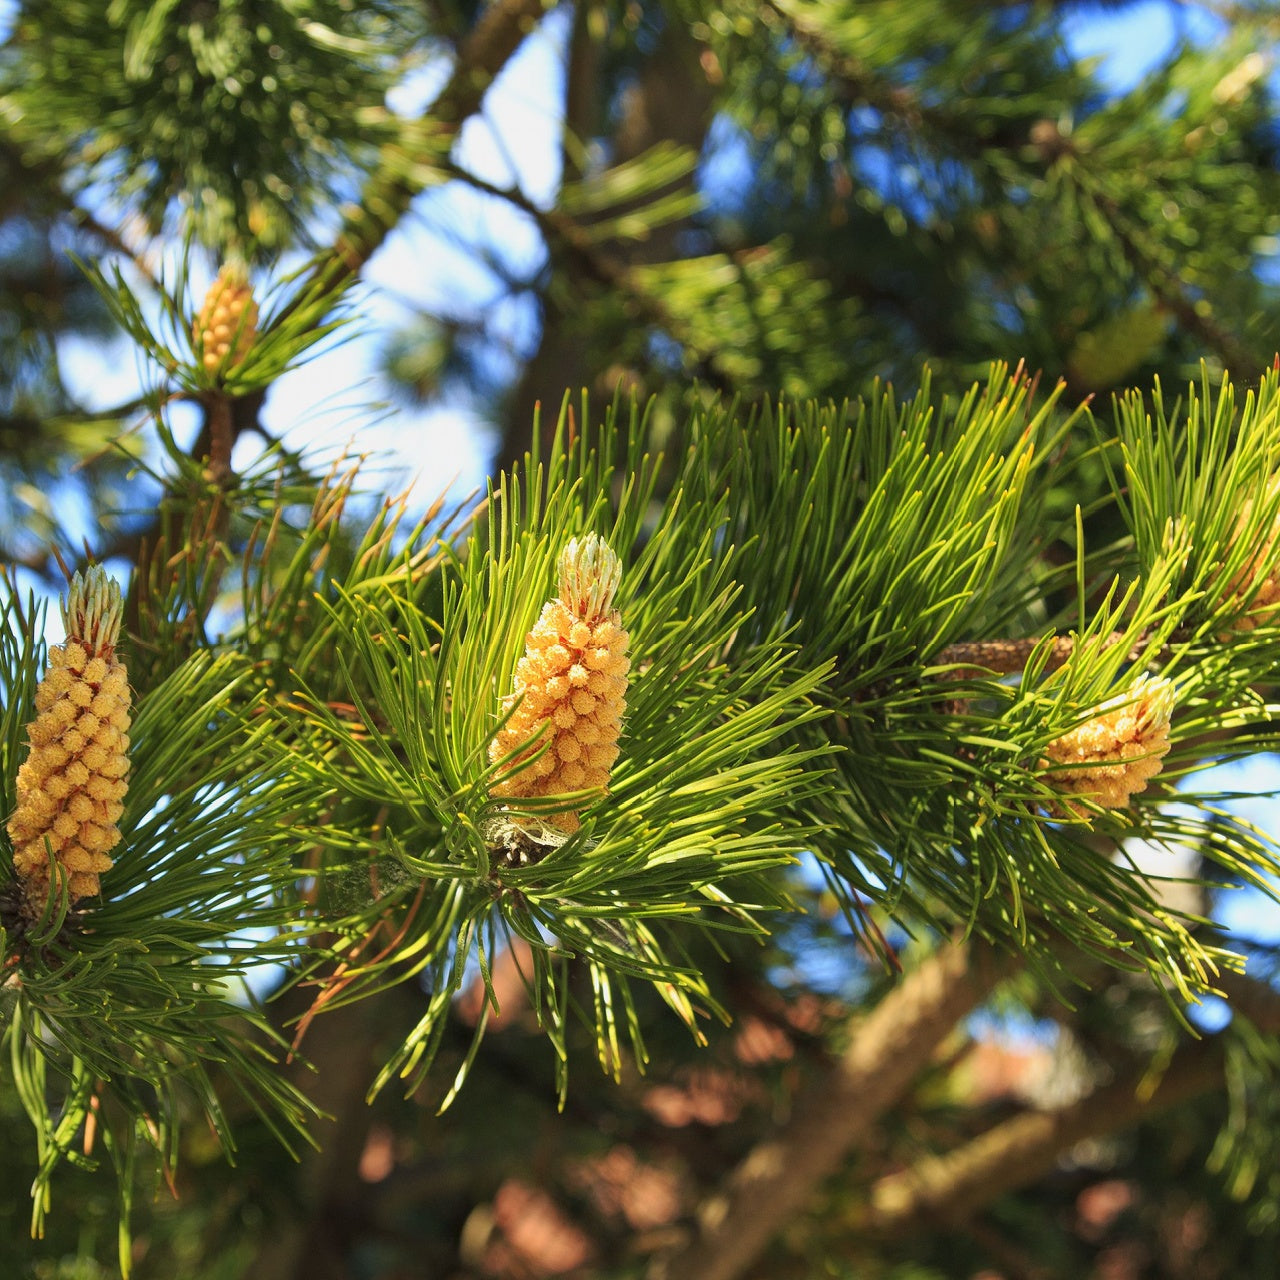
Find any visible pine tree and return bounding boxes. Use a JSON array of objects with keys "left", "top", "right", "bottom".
[{"left": 3, "top": 3, "right": 1280, "bottom": 1278}]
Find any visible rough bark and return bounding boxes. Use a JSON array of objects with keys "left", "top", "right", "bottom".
[{"left": 649, "top": 938, "right": 1015, "bottom": 1280}]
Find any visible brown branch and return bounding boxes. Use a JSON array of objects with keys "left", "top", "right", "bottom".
[
  {"left": 760, "top": 0, "right": 1029, "bottom": 157},
  {"left": 763, "top": 0, "right": 918, "bottom": 120},
  {"left": 203, "top": 393, "right": 235, "bottom": 485},
  {"left": 313, "top": 0, "right": 555, "bottom": 294},
  {"left": 648, "top": 938, "right": 1016, "bottom": 1280},
  {"left": 448, "top": 162, "right": 736, "bottom": 392},
  {"left": 1, "top": 129, "right": 161, "bottom": 291},
  {"left": 0, "top": 541, "right": 56, "bottom": 578},
  {"left": 935, "top": 636, "right": 1079, "bottom": 678},
  {"left": 65, "top": 203, "right": 162, "bottom": 293},
  {"left": 860, "top": 1037, "right": 1226, "bottom": 1235},
  {"left": 495, "top": 14, "right": 720, "bottom": 472},
  {"left": 933, "top": 632, "right": 1138, "bottom": 678}
]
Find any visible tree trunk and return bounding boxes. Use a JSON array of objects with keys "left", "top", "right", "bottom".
[
  {"left": 495, "top": 11, "right": 718, "bottom": 473},
  {"left": 650, "top": 938, "right": 1015, "bottom": 1280}
]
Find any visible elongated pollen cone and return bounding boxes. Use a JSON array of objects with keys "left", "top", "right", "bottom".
[
  {"left": 1223, "top": 480, "right": 1280, "bottom": 632},
  {"left": 490, "top": 535, "right": 630, "bottom": 831},
  {"left": 193, "top": 263, "right": 259, "bottom": 375},
  {"left": 7, "top": 567, "right": 131, "bottom": 909}
]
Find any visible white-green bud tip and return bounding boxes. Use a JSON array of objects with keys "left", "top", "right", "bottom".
[
  {"left": 558, "top": 534, "right": 621, "bottom": 622},
  {"left": 61, "top": 566, "right": 124, "bottom": 656}
]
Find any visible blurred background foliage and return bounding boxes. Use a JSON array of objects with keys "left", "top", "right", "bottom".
[{"left": 4, "top": 0, "right": 1280, "bottom": 1277}]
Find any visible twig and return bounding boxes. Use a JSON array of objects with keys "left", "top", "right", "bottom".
[
  {"left": 443, "top": 160, "right": 735, "bottom": 392},
  {"left": 648, "top": 938, "right": 1015, "bottom": 1280},
  {"left": 859, "top": 1038, "right": 1225, "bottom": 1234},
  {"left": 311, "top": 0, "right": 555, "bottom": 296},
  {"left": 933, "top": 632, "right": 1139, "bottom": 678},
  {"left": 203, "top": 394, "right": 235, "bottom": 485},
  {"left": 0, "top": 540, "right": 56, "bottom": 577},
  {"left": 762, "top": 0, "right": 930, "bottom": 127},
  {"left": 1073, "top": 172, "right": 1263, "bottom": 381},
  {"left": 65, "top": 203, "right": 162, "bottom": 294}
]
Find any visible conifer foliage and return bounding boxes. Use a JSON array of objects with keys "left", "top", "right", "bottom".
[{"left": 3, "top": 1, "right": 1280, "bottom": 1277}]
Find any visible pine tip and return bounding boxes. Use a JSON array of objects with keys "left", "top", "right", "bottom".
[
  {"left": 558, "top": 533, "right": 621, "bottom": 621},
  {"left": 61, "top": 566, "right": 124, "bottom": 658}
]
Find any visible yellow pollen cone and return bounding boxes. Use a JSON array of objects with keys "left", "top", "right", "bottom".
[
  {"left": 1042, "top": 673, "right": 1174, "bottom": 818},
  {"left": 192, "top": 263, "right": 259, "bottom": 375},
  {"left": 7, "top": 567, "right": 131, "bottom": 910},
  {"left": 490, "top": 535, "right": 630, "bottom": 832}
]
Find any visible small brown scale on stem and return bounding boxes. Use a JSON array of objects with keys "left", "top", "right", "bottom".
[
  {"left": 6, "top": 568, "right": 131, "bottom": 912},
  {"left": 490, "top": 535, "right": 630, "bottom": 833}
]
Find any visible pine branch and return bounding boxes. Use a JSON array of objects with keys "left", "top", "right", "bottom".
[
  {"left": 1073, "top": 171, "right": 1264, "bottom": 380},
  {"left": 763, "top": 0, "right": 923, "bottom": 124},
  {"left": 934, "top": 634, "right": 1133, "bottom": 677},
  {"left": 314, "top": 0, "right": 555, "bottom": 293},
  {"left": 107, "top": 0, "right": 556, "bottom": 511},
  {"left": 761, "top": 1, "right": 1267, "bottom": 385},
  {"left": 648, "top": 938, "right": 1015, "bottom": 1280},
  {"left": 860, "top": 1037, "right": 1228, "bottom": 1235},
  {"left": 447, "top": 162, "right": 736, "bottom": 398},
  {"left": 760, "top": 0, "right": 1028, "bottom": 159}
]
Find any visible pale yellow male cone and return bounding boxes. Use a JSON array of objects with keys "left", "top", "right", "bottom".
[
  {"left": 1042, "top": 673, "right": 1175, "bottom": 818},
  {"left": 490, "top": 535, "right": 630, "bottom": 832},
  {"left": 7, "top": 567, "right": 131, "bottom": 909},
  {"left": 192, "top": 263, "right": 258, "bottom": 375},
  {"left": 1222, "top": 479, "right": 1280, "bottom": 632}
]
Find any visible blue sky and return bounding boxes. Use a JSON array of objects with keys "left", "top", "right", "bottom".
[
  {"left": 40, "top": 0, "right": 1258, "bottom": 511},
  {"left": 1062, "top": 0, "right": 1227, "bottom": 88}
]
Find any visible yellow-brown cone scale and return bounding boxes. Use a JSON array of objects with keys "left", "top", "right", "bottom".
[
  {"left": 1042, "top": 673, "right": 1174, "bottom": 818},
  {"left": 192, "top": 263, "right": 258, "bottom": 375},
  {"left": 6, "top": 568, "right": 131, "bottom": 909},
  {"left": 1223, "top": 481, "right": 1280, "bottom": 632},
  {"left": 490, "top": 535, "right": 630, "bottom": 832}
]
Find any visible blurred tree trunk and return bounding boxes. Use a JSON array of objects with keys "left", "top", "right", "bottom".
[
  {"left": 651, "top": 938, "right": 1013, "bottom": 1280},
  {"left": 495, "top": 13, "right": 718, "bottom": 473},
  {"left": 250, "top": 989, "right": 392, "bottom": 1280}
]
